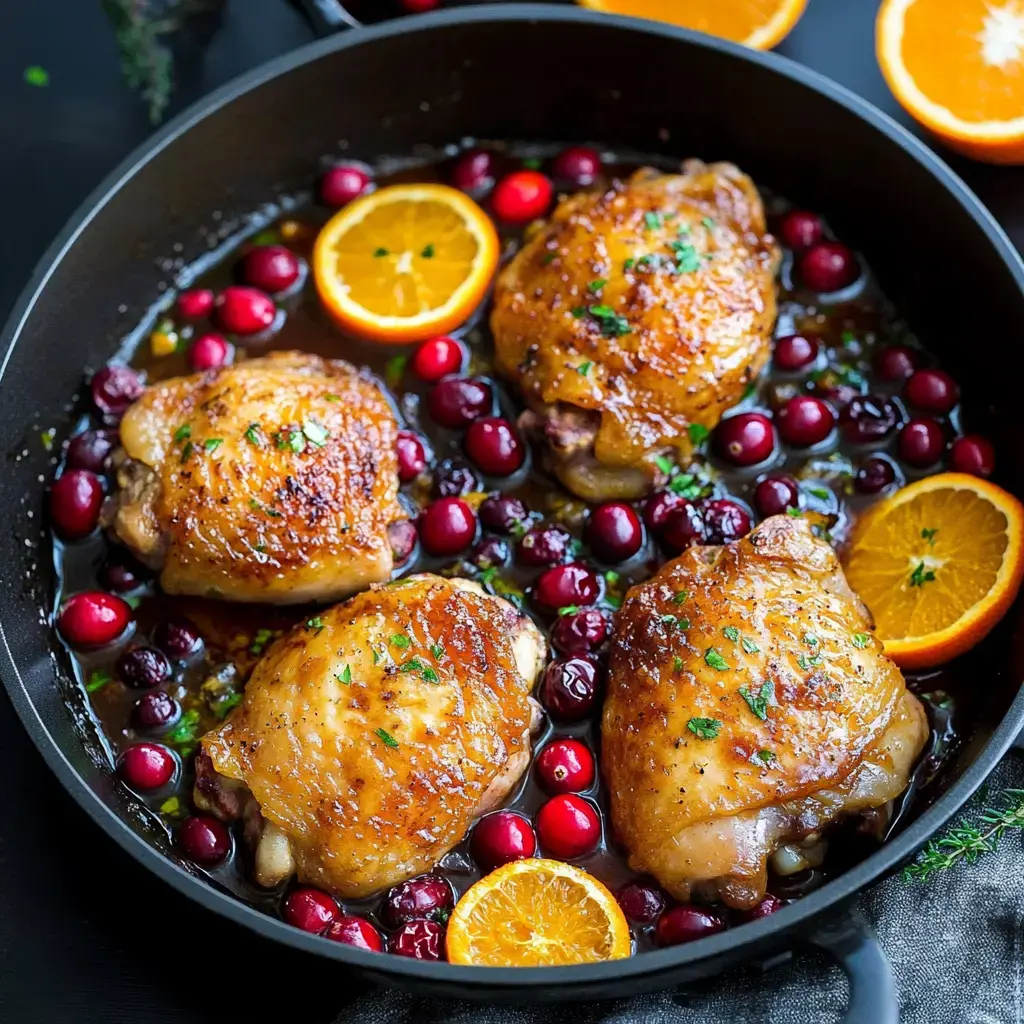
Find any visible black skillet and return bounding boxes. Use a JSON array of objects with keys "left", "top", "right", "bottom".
[{"left": 2, "top": 4, "right": 1024, "bottom": 1020}]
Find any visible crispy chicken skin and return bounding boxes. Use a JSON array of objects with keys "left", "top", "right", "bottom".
[
  {"left": 491, "top": 161, "right": 780, "bottom": 500},
  {"left": 198, "top": 575, "right": 546, "bottom": 898},
  {"left": 106, "top": 352, "right": 405, "bottom": 604},
  {"left": 602, "top": 515, "right": 927, "bottom": 908}
]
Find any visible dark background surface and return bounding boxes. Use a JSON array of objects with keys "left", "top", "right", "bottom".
[{"left": 1, "top": 2, "right": 1022, "bottom": 1021}]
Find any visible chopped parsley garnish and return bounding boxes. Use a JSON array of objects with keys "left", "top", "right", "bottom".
[
  {"left": 623, "top": 257, "right": 636, "bottom": 272},
  {"left": 803, "top": 632, "right": 819, "bottom": 647},
  {"left": 559, "top": 605, "right": 581, "bottom": 617},
  {"left": 385, "top": 354, "right": 407, "bottom": 388},
  {"left": 204, "top": 438, "right": 223, "bottom": 453},
  {"left": 577, "top": 361, "right": 592, "bottom": 376},
  {"left": 374, "top": 727, "right": 399, "bottom": 749},
  {"left": 325, "top": 393, "right": 341, "bottom": 402},
  {"left": 40, "top": 428, "right": 55, "bottom": 452},
  {"left": 755, "top": 749, "right": 776, "bottom": 764},
  {"left": 673, "top": 655, "right": 684, "bottom": 672},
  {"left": 542, "top": 252, "right": 557, "bottom": 265},
  {"left": 704, "top": 648, "right": 729, "bottom": 671},
  {"left": 85, "top": 670, "right": 112, "bottom": 693},
  {"left": 604, "top": 571, "right": 621, "bottom": 586},
  {"left": 337, "top": 665, "right": 352, "bottom": 684},
  {"left": 167, "top": 708, "right": 201, "bottom": 745},
  {"left": 400, "top": 658, "right": 426, "bottom": 674},
  {"left": 643, "top": 211, "right": 664, "bottom": 231},
  {"left": 522, "top": 157, "right": 543, "bottom": 170},
  {"left": 669, "top": 474, "right": 703, "bottom": 499},
  {"left": 584, "top": 304, "right": 631, "bottom": 338},
  {"left": 214, "top": 693, "right": 243, "bottom": 719},
  {"left": 372, "top": 649, "right": 382, "bottom": 665},
  {"left": 701, "top": 217, "right": 716, "bottom": 230},
  {"left": 422, "top": 666, "right": 439, "bottom": 683},
  {"left": 244, "top": 423, "right": 263, "bottom": 446},
  {"left": 723, "top": 626, "right": 740, "bottom": 642},
  {"left": 786, "top": 507, "right": 804, "bottom": 517},
  {"left": 687, "top": 717, "right": 722, "bottom": 740},
  {"left": 249, "top": 628, "right": 274, "bottom": 655},
  {"left": 306, "top": 617, "right": 325, "bottom": 634},
  {"left": 688, "top": 423, "right": 710, "bottom": 446},
  {"left": 159, "top": 796, "right": 181, "bottom": 815},
  {"left": 797, "top": 652, "right": 823, "bottom": 670},
  {"left": 673, "top": 590, "right": 689, "bottom": 605},
  {"left": 655, "top": 454, "right": 675, "bottom": 475},
  {"left": 741, "top": 381, "right": 757, "bottom": 401},
  {"left": 841, "top": 329, "right": 858, "bottom": 347},
  {"left": 909, "top": 562, "right": 936, "bottom": 587},
  {"left": 302, "top": 418, "right": 329, "bottom": 447},
  {"left": 588, "top": 278, "right": 607, "bottom": 292},
  {"left": 921, "top": 528, "right": 938, "bottom": 545},
  {"left": 390, "top": 633, "right": 411, "bottom": 649},
  {"left": 24, "top": 65, "right": 49, "bottom": 87},
  {"left": 173, "top": 424, "right": 191, "bottom": 443},
  {"left": 852, "top": 633, "right": 871, "bottom": 649},
  {"left": 373, "top": 247, "right": 389, "bottom": 257},
  {"left": 669, "top": 241, "right": 701, "bottom": 274},
  {"left": 430, "top": 644, "right": 445, "bottom": 660},
  {"left": 806, "top": 486, "right": 831, "bottom": 500},
  {"left": 421, "top": 243, "right": 435, "bottom": 259},
  {"left": 739, "top": 681, "right": 774, "bottom": 720},
  {"left": 741, "top": 636, "right": 760, "bottom": 654}
]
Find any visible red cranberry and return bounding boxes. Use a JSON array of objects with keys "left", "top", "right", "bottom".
[
  {"left": 643, "top": 490, "right": 685, "bottom": 534},
  {"left": 616, "top": 881, "right": 668, "bottom": 925},
  {"left": 702, "top": 499, "right": 752, "bottom": 544},
  {"left": 753, "top": 476, "right": 800, "bottom": 518},
  {"left": 551, "top": 608, "right": 608, "bottom": 654},
  {"left": 656, "top": 905, "right": 725, "bottom": 946},
  {"left": 855, "top": 457, "right": 898, "bottom": 494},
  {"left": 215, "top": 286, "right": 276, "bottom": 336},
  {"left": 778, "top": 210, "right": 823, "bottom": 252},
  {"left": 396, "top": 431, "right": 428, "bottom": 482},
  {"left": 875, "top": 345, "right": 919, "bottom": 382},
  {"left": 388, "top": 519, "right": 418, "bottom": 565},
  {"left": 536, "top": 795, "right": 601, "bottom": 858},
  {"left": 517, "top": 525, "right": 572, "bottom": 567},
  {"left": 491, "top": 170, "right": 553, "bottom": 224},
  {"left": 66, "top": 429, "right": 117, "bottom": 473},
  {"left": 471, "top": 811, "right": 537, "bottom": 872},
  {"left": 116, "top": 645, "right": 171, "bottom": 690},
  {"left": 413, "top": 335, "right": 465, "bottom": 382},
  {"left": 773, "top": 333, "right": 819, "bottom": 371},
  {"left": 320, "top": 163, "right": 371, "bottom": 207},
  {"left": 118, "top": 742, "right": 176, "bottom": 791},
  {"left": 431, "top": 458, "right": 481, "bottom": 498},
  {"left": 326, "top": 916, "right": 384, "bottom": 951},
  {"left": 739, "top": 895, "right": 784, "bottom": 922},
  {"left": 464, "top": 417, "right": 524, "bottom": 476},
  {"left": 533, "top": 562, "right": 599, "bottom": 613},
  {"left": 282, "top": 887, "right": 338, "bottom": 933},
  {"left": 539, "top": 656, "right": 599, "bottom": 721},
  {"left": 662, "top": 501, "right": 709, "bottom": 552},
  {"left": 535, "top": 739, "right": 595, "bottom": 794},
  {"left": 470, "top": 535, "right": 509, "bottom": 570},
  {"left": 420, "top": 497, "right": 477, "bottom": 555},
  {"left": 898, "top": 418, "right": 945, "bottom": 467},
  {"left": 58, "top": 592, "right": 131, "bottom": 648},
  {"left": 152, "top": 619, "right": 203, "bottom": 661},
  {"left": 98, "top": 553, "right": 152, "bottom": 592},
  {"left": 586, "top": 502, "right": 643, "bottom": 562},
  {"left": 187, "top": 332, "right": 232, "bottom": 372},
  {"left": 241, "top": 245, "right": 300, "bottom": 294},
  {"left": 90, "top": 365, "right": 144, "bottom": 423},
  {"left": 176, "top": 288, "right": 214, "bottom": 320},
  {"left": 713, "top": 412, "right": 776, "bottom": 466},
  {"left": 950, "top": 434, "right": 995, "bottom": 477},
  {"left": 388, "top": 919, "right": 445, "bottom": 960},
  {"left": 777, "top": 395, "right": 835, "bottom": 447},
  {"left": 177, "top": 815, "right": 231, "bottom": 866},
  {"left": 840, "top": 395, "right": 902, "bottom": 444},
  {"left": 551, "top": 145, "right": 602, "bottom": 187},
  {"left": 479, "top": 493, "right": 528, "bottom": 533},
  {"left": 428, "top": 377, "right": 493, "bottom": 428},
  {"left": 50, "top": 470, "right": 103, "bottom": 540},
  {"left": 451, "top": 149, "right": 495, "bottom": 195},
  {"left": 799, "top": 241, "right": 859, "bottom": 292},
  {"left": 132, "top": 691, "right": 180, "bottom": 731},
  {"left": 904, "top": 368, "right": 959, "bottom": 414},
  {"left": 400, "top": 0, "right": 439, "bottom": 11}
]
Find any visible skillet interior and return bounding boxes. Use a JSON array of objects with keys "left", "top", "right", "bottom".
[{"left": 2, "top": 6, "right": 1024, "bottom": 999}]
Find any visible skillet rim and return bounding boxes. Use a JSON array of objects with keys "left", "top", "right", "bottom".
[{"left": 2, "top": 2, "right": 1024, "bottom": 988}]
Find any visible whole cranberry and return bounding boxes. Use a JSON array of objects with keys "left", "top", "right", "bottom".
[
  {"left": 471, "top": 811, "right": 537, "bottom": 872},
  {"left": 66, "top": 429, "right": 117, "bottom": 474},
  {"left": 517, "top": 524, "right": 573, "bottom": 567},
  {"left": 536, "top": 795, "right": 601, "bottom": 859},
  {"left": 551, "top": 145, "right": 602, "bottom": 187},
  {"left": 855, "top": 457, "right": 898, "bottom": 494},
  {"left": 177, "top": 815, "right": 231, "bottom": 866},
  {"left": 898, "top": 418, "right": 946, "bottom": 467},
  {"left": 240, "top": 245, "right": 300, "bottom": 294},
  {"left": 643, "top": 490, "right": 685, "bottom": 534},
  {"left": 949, "top": 434, "right": 995, "bottom": 477},
  {"left": 616, "top": 881, "right": 668, "bottom": 925},
  {"left": 539, "top": 656, "right": 600, "bottom": 721},
  {"left": 586, "top": 502, "right": 643, "bottom": 562},
  {"left": 451, "top": 149, "right": 495, "bottom": 195},
  {"left": 396, "top": 431, "right": 428, "bottom": 482},
  {"left": 419, "top": 497, "right": 477, "bottom": 555},
  {"left": 874, "top": 345, "right": 918, "bottom": 382},
  {"left": 904, "top": 369, "right": 959, "bottom": 414},
  {"left": 777, "top": 395, "right": 835, "bottom": 448},
  {"left": 464, "top": 417, "right": 525, "bottom": 476},
  {"left": 774, "top": 334, "right": 819, "bottom": 372},
  {"left": 551, "top": 608, "right": 608, "bottom": 654},
  {"left": 132, "top": 691, "right": 180, "bottom": 731},
  {"left": 413, "top": 335, "right": 465, "bottom": 382},
  {"left": 479, "top": 493, "right": 528, "bottom": 533},
  {"left": 152, "top": 619, "right": 203, "bottom": 661},
  {"left": 215, "top": 286, "right": 276, "bottom": 335},
  {"left": 50, "top": 470, "right": 104, "bottom": 540},
  {"left": 116, "top": 645, "right": 171, "bottom": 690},
  {"left": 176, "top": 288, "right": 214, "bottom": 320},
  {"left": 388, "top": 519, "right": 418, "bottom": 565},
  {"left": 326, "top": 916, "right": 384, "bottom": 951},
  {"left": 388, "top": 919, "right": 445, "bottom": 960},
  {"left": 431, "top": 458, "right": 481, "bottom": 498},
  {"left": 470, "top": 535, "right": 509, "bottom": 571},
  {"left": 491, "top": 170, "right": 553, "bottom": 224},
  {"left": 99, "top": 554, "right": 146, "bottom": 592},
  {"left": 656, "top": 905, "right": 725, "bottom": 946},
  {"left": 702, "top": 499, "right": 752, "bottom": 544},
  {"left": 187, "top": 333, "right": 232, "bottom": 372},
  {"left": 662, "top": 501, "right": 708, "bottom": 552},
  {"left": 320, "top": 163, "right": 371, "bottom": 207},
  {"left": 428, "top": 377, "right": 493, "bottom": 428},
  {"left": 90, "top": 365, "right": 144, "bottom": 423},
  {"left": 753, "top": 476, "right": 800, "bottom": 518},
  {"left": 118, "top": 742, "right": 176, "bottom": 791},
  {"left": 533, "top": 562, "right": 600, "bottom": 613},
  {"left": 839, "top": 395, "right": 902, "bottom": 444},
  {"left": 799, "top": 241, "right": 859, "bottom": 292},
  {"left": 777, "top": 210, "right": 823, "bottom": 252},
  {"left": 739, "top": 895, "right": 784, "bottom": 922},
  {"left": 282, "top": 887, "right": 338, "bottom": 934},
  {"left": 713, "top": 413, "right": 776, "bottom": 466},
  {"left": 535, "top": 739, "right": 595, "bottom": 794},
  {"left": 58, "top": 592, "right": 131, "bottom": 648}
]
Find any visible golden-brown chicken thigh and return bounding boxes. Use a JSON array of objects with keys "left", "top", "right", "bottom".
[
  {"left": 197, "top": 574, "right": 546, "bottom": 898},
  {"left": 106, "top": 352, "right": 405, "bottom": 604},
  {"left": 491, "top": 160, "right": 779, "bottom": 501},
  {"left": 602, "top": 515, "right": 927, "bottom": 908}
]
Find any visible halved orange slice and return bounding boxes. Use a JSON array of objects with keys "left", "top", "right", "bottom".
[
  {"left": 445, "top": 858, "right": 632, "bottom": 967},
  {"left": 843, "top": 473, "right": 1024, "bottom": 669},
  {"left": 312, "top": 183, "right": 499, "bottom": 344}
]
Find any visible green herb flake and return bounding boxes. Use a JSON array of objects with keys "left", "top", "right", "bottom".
[
  {"left": 909, "top": 562, "right": 937, "bottom": 588},
  {"left": 755, "top": 749, "right": 776, "bottom": 764},
  {"left": 325, "top": 393, "right": 341, "bottom": 403},
  {"left": 430, "top": 644, "right": 445, "bottom": 660},
  {"left": 251, "top": 229, "right": 279, "bottom": 246},
  {"left": 559, "top": 605, "right": 581, "bottom": 617},
  {"left": 723, "top": 626, "right": 740, "bottom": 643},
  {"left": 673, "top": 655, "right": 684, "bottom": 672},
  {"left": 577, "top": 361, "right": 593, "bottom": 377},
  {"left": 655, "top": 454, "right": 675, "bottom": 475},
  {"left": 786, "top": 507, "right": 804, "bottom": 517},
  {"left": 688, "top": 423, "right": 710, "bottom": 446},
  {"left": 337, "top": 664, "right": 352, "bottom": 685},
  {"left": 167, "top": 708, "right": 201, "bottom": 746},
  {"left": 373, "top": 247, "right": 389, "bottom": 258},
  {"left": 921, "top": 528, "right": 938, "bottom": 546},
  {"left": 644, "top": 211, "right": 664, "bottom": 231},
  {"left": 604, "top": 571, "right": 621, "bottom": 587},
  {"left": 604, "top": 593, "right": 623, "bottom": 610},
  {"left": 372, "top": 649, "right": 382, "bottom": 665},
  {"left": 24, "top": 65, "right": 49, "bottom": 87},
  {"left": 159, "top": 796, "right": 181, "bottom": 815},
  {"left": 203, "top": 438, "right": 223, "bottom": 453},
  {"left": 585, "top": 304, "right": 631, "bottom": 338},
  {"left": 85, "top": 670, "right": 112, "bottom": 693},
  {"left": 249, "top": 628, "right": 274, "bottom": 655},
  {"left": 571, "top": 305, "right": 587, "bottom": 318},
  {"left": 244, "top": 423, "right": 263, "bottom": 446},
  {"left": 542, "top": 252, "right": 557, "bottom": 265},
  {"left": 704, "top": 647, "right": 730, "bottom": 671},
  {"left": 306, "top": 617, "right": 325, "bottom": 634},
  {"left": 687, "top": 717, "right": 722, "bottom": 740},
  {"left": 40, "top": 428, "right": 56, "bottom": 452},
  {"left": 375, "top": 727, "right": 399, "bottom": 749},
  {"left": 214, "top": 692, "right": 243, "bottom": 719},
  {"left": 806, "top": 485, "right": 831, "bottom": 500},
  {"left": 741, "top": 636, "right": 760, "bottom": 654},
  {"left": 851, "top": 632, "right": 871, "bottom": 649},
  {"left": 739, "top": 680, "right": 774, "bottom": 720},
  {"left": 670, "top": 242, "right": 701, "bottom": 274},
  {"left": 701, "top": 216, "right": 716, "bottom": 230},
  {"left": 421, "top": 243, "right": 435, "bottom": 259},
  {"left": 797, "top": 652, "right": 823, "bottom": 670},
  {"left": 390, "top": 634, "right": 411, "bottom": 649},
  {"left": 841, "top": 329, "right": 858, "bottom": 347},
  {"left": 623, "top": 257, "right": 636, "bottom": 272},
  {"left": 421, "top": 666, "right": 439, "bottom": 684},
  {"left": 803, "top": 632, "right": 819, "bottom": 647},
  {"left": 400, "top": 658, "right": 425, "bottom": 674},
  {"left": 522, "top": 157, "right": 543, "bottom": 170},
  {"left": 673, "top": 590, "right": 689, "bottom": 605},
  {"left": 385, "top": 355, "right": 408, "bottom": 389},
  {"left": 588, "top": 278, "right": 608, "bottom": 292},
  {"left": 301, "top": 418, "right": 329, "bottom": 447},
  {"left": 741, "top": 381, "right": 757, "bottom": 401},
  {"left": 669, "top": 474, "right": 703, "bottom": 499},
  {"left": 180, "top": 440, "right": 194, "bottom": 464}
]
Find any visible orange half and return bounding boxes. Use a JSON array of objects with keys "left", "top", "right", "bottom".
[
  {"left": 843, "top": 473, "right": 1024, "bottom": 669},
  {"left": 312, "top": 183, "right": 499, "bottom": 344},
  {"left": 445, "top": 858, "right": 632, "bottom": 967}
]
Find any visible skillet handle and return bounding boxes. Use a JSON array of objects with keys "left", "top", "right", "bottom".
[
  {"left": 804, "top": 907, "right": 898, "bottom": 1024},
  {"left": 292, "top": 0, "right": 361, "bottom": 35}
]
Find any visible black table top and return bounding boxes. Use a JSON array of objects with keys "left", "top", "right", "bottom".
[{"left": 2, "top": 2, "right": 1023, "bottom": 1020}]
